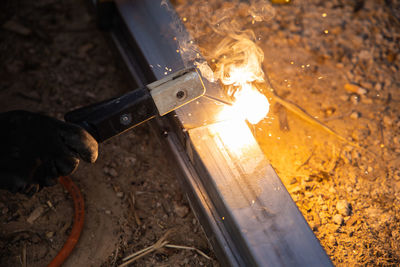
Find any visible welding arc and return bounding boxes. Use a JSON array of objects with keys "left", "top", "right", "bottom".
[{"left": 48, "top": 176, "right": 85, "bottom": 267}]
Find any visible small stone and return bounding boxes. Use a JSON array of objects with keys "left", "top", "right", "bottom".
[
  {"left": 346, "top": 187, "right": 353, "bottom": 193},
  {"left": 344, "top": 83, "right": 367, "bottom": 95},
  {"left": 173, "top": 202, "right": 189, "bottom": 218},
  {"left": 350, "top": 94, "right": 360, "bottom": 105},
  {"left": 105, "top": 210, "right": 111, "bottom": 215},
  {"left": 340, "top": 95, "right": 349, "bottom": 101},
  {"left": 350, "top": 111, "right": 360, "bottom": 119},
  {"left": 361, "top": 97, "right": 373, "bottom": 104},
  {"left": 46, "top": 232, "right": 54, "bottom": 238},
  {"left": 324, "top": 107, "right": 336, "bottom": 117},
  {"left": 358, "top": 50, "right": 373, "bottom": 61},
  {"left": 329, "top": 187, "right": 337, "bottom": 194},
  {"left": 383, "top": 116, "right": 393, "bottom": 126},
  {"left": 336, "top": 63, "right": 344, "bottom": 69},
  {"left": 116, "top": 192, "right": 124, "bottom": 198},
  {"left": 85, "top": 91, "right": 97, "bottom": 99},
  {"left": 366, "top": 207, "right": 380, "bottom": 219},
  {"left": 352, "top": 151, "right": 361, "bottom": 160},
  {"left": 104, "top": 167, "right": 118, "bottom": 177},
  {"left": 125, "top": 157, "right": 137, "bottom": 166},
  {"left": 336, "top": 200, "right": 351, "bottom": 216},
  {"left": 333, "top": 214, "right": 344, "bottom": 225},
  {"left": 367, "top": 166, "right": 373, "bottom": 173},
  {"left": 308, "top": 221, "right": 316, "bottom": 230},
  {"left": 374, "top": 83, "right": 382, "bottom": 91},
  {"left": 393, "top": 137, "right": 400, "bottom": 145}
]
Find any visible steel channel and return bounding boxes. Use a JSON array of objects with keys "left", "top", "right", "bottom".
[{"left": 95, "top": 0, "right": 333, "bottom": 266}]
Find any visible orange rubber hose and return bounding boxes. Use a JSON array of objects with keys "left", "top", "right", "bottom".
[{"left": 47, "top": 176, "right": 85, "bottom": 267}]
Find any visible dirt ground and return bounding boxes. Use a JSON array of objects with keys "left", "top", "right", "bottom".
[
  {"left": 1, "top": 0, "right": 400, "bottom": 266},
  {"left": 176, "top": 0, "right": 400, "bottom": 266},
  {"left": 0, "top": 0, "right": 217, "bottom": 266}
]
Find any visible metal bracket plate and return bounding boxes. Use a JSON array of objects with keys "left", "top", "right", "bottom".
[{"left": 148, "top": 68, "right": 205, "bottom": 116}]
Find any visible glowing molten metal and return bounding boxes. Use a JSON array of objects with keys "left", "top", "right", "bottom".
[
  {"left": 218, "top": 66, "right": 270, "bottom": 125},
  {"left": 231, "top": 83, "right": 269, "bottom": 124},
  {"left": 214, "top": 64, "right": 270, "bottom": 155},
  {"left": 211, "top": 35, "right": 270, "bottom": 125}
]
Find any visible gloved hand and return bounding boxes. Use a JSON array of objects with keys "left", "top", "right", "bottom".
[{"left": 0, "top": 110, "right": 98, "bottom": 195}]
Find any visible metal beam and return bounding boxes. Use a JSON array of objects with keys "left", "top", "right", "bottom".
[{"left": 98, "top": 0, "right": 333, "bottom": 265}]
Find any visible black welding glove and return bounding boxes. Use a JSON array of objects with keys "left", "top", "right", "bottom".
[{"left": 0, "top": 110, "right": 98, "bottom": 195}]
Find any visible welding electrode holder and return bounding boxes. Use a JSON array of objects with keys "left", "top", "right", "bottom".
[
  {"left": 65, "top": 87, "right": 157, "bottom": 143},
  {"left": 65, "top": 68, "right": 206, "bottom": 143}
]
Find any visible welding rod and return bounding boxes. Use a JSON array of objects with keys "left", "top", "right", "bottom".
[{"left": 203, "top": 94, "right": 233, "bottom": 106}]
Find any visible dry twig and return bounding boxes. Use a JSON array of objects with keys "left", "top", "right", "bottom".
[
  {"left": 112, "top": 245, "right": 119, "bottom": 266},
  {"left": 165, "top": 244, "right": 211, "bottom": 260},
  {"left": 118, "top": 229, "right": 210, "bottom": 266},
  {"left": 256, "top": 81, "right": 361, "bottom": 148},
  {"left": 129, "top": 192, "right": 141, "bottom": 226},
  {"left": 119, "top": 230, "right": 172, "bottom": 267}
]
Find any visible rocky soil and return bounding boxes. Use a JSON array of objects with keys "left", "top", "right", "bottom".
[
  {"left": 176, "top": 0, "right": 400, "bottom": 265},
  {"left": 1, "top": 0, "right": 399, "bottom": 266}
]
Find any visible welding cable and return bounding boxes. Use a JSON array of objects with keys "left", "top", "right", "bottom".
[{"left": 47, "top": 176, "right": 85, "bottom": 267}]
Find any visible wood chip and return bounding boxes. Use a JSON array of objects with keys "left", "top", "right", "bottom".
[{"left": 26, "top": 206, "right": 45, "bottom": 224}]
